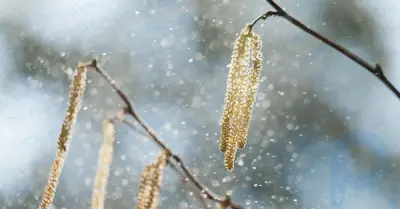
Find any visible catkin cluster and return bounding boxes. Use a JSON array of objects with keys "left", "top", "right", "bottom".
[
  {"left": 220, "top": 24, "right": 263, "bottom": 171},
  {"left": 136, "top": 152, "right": 168, "bottom": 209},
  {"left": 39, "top": 63, "right": 88, "bottom": 209},
  {"left": 91, "top": 120, "right": 116, "bottom": 209}
]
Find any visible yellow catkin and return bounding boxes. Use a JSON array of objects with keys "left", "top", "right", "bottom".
[
  {"left": 136, "top": 152, "right": 168, "bottom": 209},
  {"left": 233, "top": 32, "right": 252, "bottom": 149},
  {"left": 237, "top": 33, "right": 263, "bottom": 149},
  {"left": 219, "top": 25, "right": 252, "bottom": 154},
  {"left": 219, "top": 24, "right": 263, "bottom": 171},
  {"left": 91, "top": 120, "right": 116, "bottom": 209},
  {"left": 223, "top": 136, "right": 237, "bottom": 171},
  {"left": 39, "top": 63, "right": 88, "bottom": 209}
]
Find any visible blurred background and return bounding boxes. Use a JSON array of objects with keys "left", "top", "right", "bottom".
[{"left": 1, "top": 0, "right": 400, "bottom": 208}]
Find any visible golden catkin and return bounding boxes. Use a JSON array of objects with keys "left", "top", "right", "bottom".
[
  {"left": 39, "top": 63, "right": 88, "bottom": 209},
  {"left": 233, "top": 32, "right": 252, "bottom": 150},
  {"left": 237, "top": 33, "right": 263, "bottom": 149},
  {"left": 219, "top": 25, "right": 252, "bottom": 153},
  {"left": 91, "top": 120, "right": 116, "bottom": 209},
  {"left": 136, "top": 152, "right": 168, "bottom": 209},
  {"left": 223, "top": 136, "right": 237, "bottom": 171},
  {"left": 219, "top": 24, "right": 263, "bottom": 171}
]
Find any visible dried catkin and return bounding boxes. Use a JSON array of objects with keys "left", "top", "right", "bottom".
[
  {"left": 91, "top": 120, "right": 116, "bottom": 209},
  {"left": 39, "top": 63, "right": 88, "bottom": 209},
  {"left": 136, "top": 152, "right": 168, "bottom": 209},
  {"left": 219, "top": 25, "right": 263, "bottom": 171}
]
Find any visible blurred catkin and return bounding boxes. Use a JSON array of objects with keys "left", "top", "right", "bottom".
[
  {"left": 91, "top": 120, "right": 116, "bottom": 209},
  {"left": 220, "top": 24, "right": 263, "bottom": 171},
  {"left": 39, "top": 63, "right": 88, "bottom": 209},
  {"left": 136, "top": 152, "right": 168, "bottom": 209}
]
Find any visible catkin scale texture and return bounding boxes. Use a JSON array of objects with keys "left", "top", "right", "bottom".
[
  {"left": 136, "top": 152, "right": 167, "bottom": 209},
  {"left": 219, "top": 25, "right": 263, "bottom": 171},
  {"left": 39, "top": 64, "right": 88, "bottom": 209}
]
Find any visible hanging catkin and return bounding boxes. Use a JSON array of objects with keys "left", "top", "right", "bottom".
[
  {"left": 136, "top": 152, "right": 168, "bottom": 209},
  {"left": 91, "top": 120, "right": 116, "bottom": 209},
  {"left": 219, "top": 24, "right": 263, "bottom": 171},
  {"left": 237, "top": 32, "right": 263, "bottom": 149},
  {"left": 220, "top": 25, "right": 251, "bottom": 153},
  {"left": 39, "top": 63, "right": 88, "bottom": 209}
]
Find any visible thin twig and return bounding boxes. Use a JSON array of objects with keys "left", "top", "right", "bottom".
[
  {"left": 89, "top": 61, "right": 245, "bottom": 209},
  {"left": 250, "top": 0, "right": 400, "bottom": 99},
  {"left": 248, "top": 11, "right": 280, "bottom": 33}
]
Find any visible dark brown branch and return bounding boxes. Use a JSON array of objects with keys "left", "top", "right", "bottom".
[
  {"left": 248, "top": 11, "right": 280, "bottom": 33},
  {"left": 253, "top": 0, "right": 400, "bottom": 99},
  {"left": 89, "top": 61, "right": 245, "bottom": 209}
]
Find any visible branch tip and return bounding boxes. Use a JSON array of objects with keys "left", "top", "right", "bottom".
[{"left": 260, "top": 0, "right": 400, "bottom": 99}]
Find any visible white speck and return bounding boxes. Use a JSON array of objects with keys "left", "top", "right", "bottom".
[
  {"left": 65, "top": 68, "right": 73, "bottom": 76},
  {"left": 160, "top": 38, "right": 170, "bottom": 48},
  {"left": 135, "top": 11, "right": 140, "bottom": 15},
  {"left": 286, "top": 123, "right": 294, "bottom": 130},
  {"left": 261, "top": 100, "right": 270, "bottom": 109},
  {"left": 188, "top": 58, "right": 193, "bottom": 63},
  {"left": 120, "top": 155, "right": 126, "bottom": 161},
  {"left": 238, "top": 159, "right": 244, "bottom": 166},
  {"left": 75, "top": 158, "right": 83, "bottom": 166},
  {"left": 164, "top": 122, "right": 172, "bottom": 131},
  {"left": 121, "top": 179, "right": 129, "bottom": 186},
  {"left": 84, "top": 178, "right": 91, "bottom": 186}
]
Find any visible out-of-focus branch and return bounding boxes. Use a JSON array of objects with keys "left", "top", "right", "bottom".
[
  {"left": 250, "top": 0, "right": 400, "bottom": 99},
  {"left": 88, "top": 60, "right": 245, "bottom": 209}
]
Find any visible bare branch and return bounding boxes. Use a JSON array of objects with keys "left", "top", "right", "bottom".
[
  {"left": 90, "top": 61, "right": 245, "bottom": 209},
  {"left": 249, "top": 0, "right": 400, "bottom": 99}
]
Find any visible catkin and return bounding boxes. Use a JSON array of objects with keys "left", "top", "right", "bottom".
[
  {"left": 91, "top": 120, "right": 116, "bottom": 209},
  {"left": 136, "top": 152, "right": 168, "bottom": 209},
  {"left": 219, "top": 24, "right": 263, "bottom": 171},
  {"left": 237, "top": 33, "right": 263, "bottom": 149},
  {"left": 39, "top": 63, "right": 88, "bottom": 209},
  {"left": 220, "top": 25, "right": 252, "bottom": 153}
]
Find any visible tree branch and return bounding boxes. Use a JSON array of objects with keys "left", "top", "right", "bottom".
[
  {"left": 253, "top": 0, "right": 400, "bottom": 99},
  {"left": 88, "top": 61, "right": 245, "bottom": 209}
]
